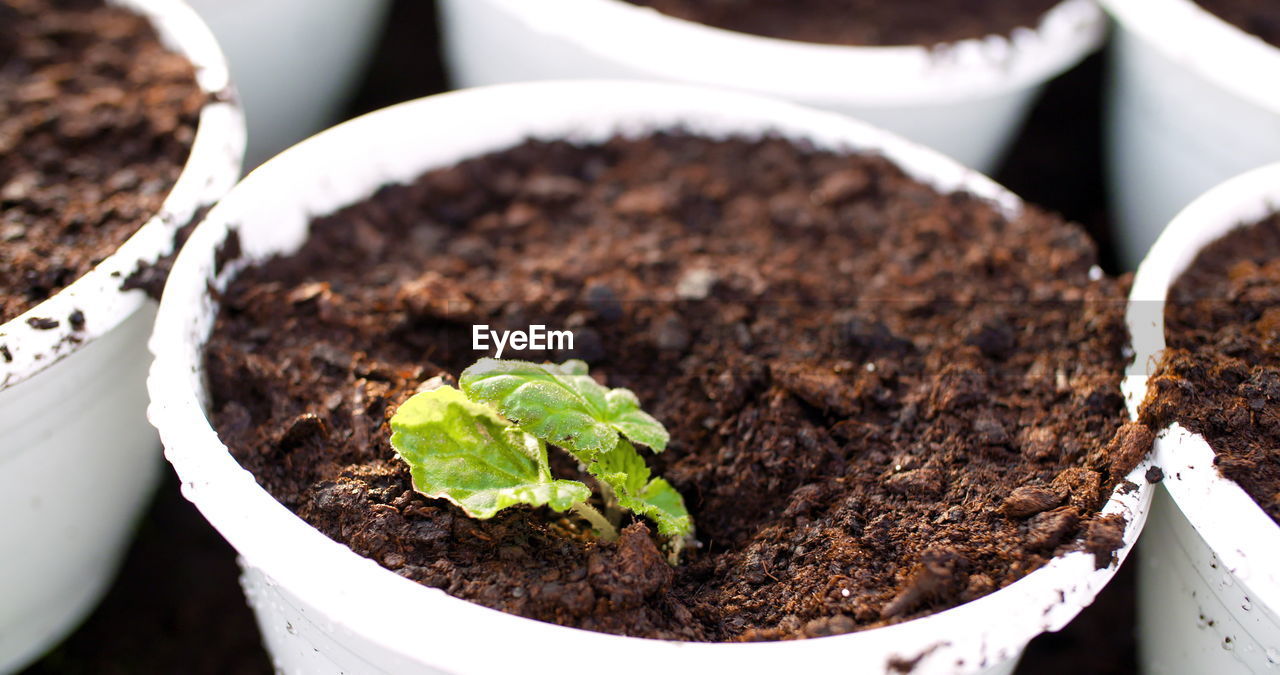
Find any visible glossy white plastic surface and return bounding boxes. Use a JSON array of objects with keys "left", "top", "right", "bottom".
[
  {"left": 1101, "top": 0, "right": 1280, "bottom": 269},
  {"left": 1127, "top": 162, "right": 1280, "bottom": 673},
  {"left": 187, "top": 0, "right": 390, "bottom": 167},
  {"left": 150, "top": 81, "right": 1152, "bottom": 675},
  {"left": 438, "top": 0, "right": 1105, "bottom": 172},
  {"left": 0, "top": 0, "right": 245, "bottom": 671}
]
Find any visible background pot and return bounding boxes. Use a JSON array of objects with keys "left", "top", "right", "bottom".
[
  {"left": 0, "top": 1, "right": 244, "bottom": 672},
  {"left": 149, "top": 80, "right": 1153, "bottom": 675},
  {"left": 438, "top": 0, "right": 1104, "bottom": 173},
  {"left": 186, "top": 0, "right": 390, "bottom": 168},
  {"left": 1100, "top": 0, "right": 1280, "bottom": 270},
  {"left": 1127, "top": 162, "right": 1280, "bottom": 673}
]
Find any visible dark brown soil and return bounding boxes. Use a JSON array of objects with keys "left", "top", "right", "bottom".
[
  {"left": 1142, "top": 212, "right": 1280, "bottom": 525},
  {"left": 0, "top": 0, "right": 204, "bottom": 323},
  {"left": 1195, "top": 0, "right": 1280, "bottom": 48},
  {"left": 205, "top": 132, "right": 1143, "bottom": 642},
  {"left": 620, "top": 0, "right": 1061, "bottom": 47}
]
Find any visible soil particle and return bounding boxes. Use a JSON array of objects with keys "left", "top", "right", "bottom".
[
  {"left": 0, "top": 0, "right": 203, "bottom": 322},
  {"left": 621, "top": 0, "right": 1061, "bottom": 47},
  {"left": 121, "top": 207, "right": 208, "bottom": 300},
  {"left": 214, "top": 229, "right": 243, "bottom": 276},
  {"left": 1000, "top": 486, "right": 1062, "bottom": 518},
  {"left": 207, "top": 133, "right": 1139, "bottom": 641},
  {"left": 587, "top": 523, "right": 674, "bottom": 611},
  {"left": 1195, "top": 0, "right": 1280, "bottom": 47},
  {"left": 1052, "top": 467, "right": 1105, "bottom": 512},
  {"left": 1101, "top": 422, "right": 1154, "bottom": 481},
  {"left": 879, "top": 547, "right": 969, "bottom": 619},
  {"left": 1026, "top": 506, "right": 1082, "bottom": 550},
  {"left": 1142, "top": 212, "right": 1280, "bottom": 525},
  {"left": 1084, "top": 515, "right": 1127, "bottom": 569},
  {"left": 1144, "top": 466, "right": 1164, "bottom": 484}
]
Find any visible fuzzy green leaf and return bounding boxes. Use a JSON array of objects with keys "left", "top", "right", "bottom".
[
  {"left": 460, "top": 358, "right": 669, "bottom": 459},
  {"left": 390, "top": 386, "right": 591, "bottom": 519},
  {"left": 630, "top": 478, "right": 693, "bottom": 538},
  {"left": 589, "top": 440, "right": 693, "bottom": 537},
  {"left": 590, "top": 437, "right": 651, "bottom": 495},
  {"left": 604, "top": 388, "right": 669, "bottom": 452}
]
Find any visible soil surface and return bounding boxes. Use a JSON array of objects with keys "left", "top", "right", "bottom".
[
  {"left": 0, "top": 0, "right": 204, "bottom": 323},
  {"left": 1195, "top": 0, "right": 1280, "bottom": 48},
  {"left": 620, "top": 0, "right": 1061, "bottom": 47},
  {"left": 206, "top": 132, "right": 1144, "bottom": 642},
  {"left": 1143, "top": 212, "right": 1280, "bottom": 525}
]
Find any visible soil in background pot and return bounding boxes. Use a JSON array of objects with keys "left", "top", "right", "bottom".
[
  {"left": 0, "top": 0, "right": 204, "bottom": 323},
  {"left": 619, "top": 0, "right": 1060, "bottom": 47},
  {"left": 1142, "top": 211, "right": 1280, "bottom": 525},
  {"left": 1194, "top": 0, "right": 1280, "bottom": 48},
  {"left": 206, "top": 132, "right": 1146, "bottom": 642}
]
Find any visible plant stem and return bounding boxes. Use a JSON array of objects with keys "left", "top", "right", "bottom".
[
  {"left": 597, "top": 481, "right": 624, "bottom": 527},
  {"left": 572, "top": 503, "right": 619, "bottom": 542}
]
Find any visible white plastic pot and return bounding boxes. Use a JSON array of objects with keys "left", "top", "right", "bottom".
[
  {"left": 1100, "top": 0, "right": 1280, "bottom": 270},
  {"left": 186, "top": 0, "right": 390, "bottom": 168},
  {"left": 149, "top": 80, "right": 1153, "bottom": 675},
  {"left": 438, "top": 0, "right": 1104, "bottom": 173},
  {"left": 0, "top": 1, "right": 244, "bottom": 672},
  {"left": 1128, "top": 163, "right": 1280, "bottom": 673}
]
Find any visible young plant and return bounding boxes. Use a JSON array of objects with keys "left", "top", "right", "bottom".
[{"left": 389, "top": 358, "right": 693, "bottom": 556}]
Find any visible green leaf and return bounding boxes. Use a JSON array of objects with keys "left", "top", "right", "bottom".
[
  {"left": 604, "top": 388, "right": 670, "bottom": 452},
  {"left": 460, "top": 358, "right": 669, "bottom": 459},
  {"left": 630, "top": 478, "right": 693, "bottom": 538},
  {"left": 588, "top": 440, "right": 693, "bottom": 537},
  {"left": 590, "top": 437, "right": 651, "bottom": 496},
  {"left": 389, "top": 387, "right": 591, "bottom": 519}
]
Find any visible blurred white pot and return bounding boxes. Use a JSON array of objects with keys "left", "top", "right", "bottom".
[
  {"left": 149, "top": 80, "right": 1152, "bottom": 675},
  {"left": 0, "top": 1, "right": 245, "bottom": 673},
  {"left": 438, "top": 0, "right": 1105, "bottom": 173},
  {"left": 187, "top": 0, "right": 390, "bottom": 168},
  {"left": 1128, "top": 162, "right": 1280, "bottom": 673},
  {"left": 1101, "top": 0, "right": 1280, "bottom": 270}
]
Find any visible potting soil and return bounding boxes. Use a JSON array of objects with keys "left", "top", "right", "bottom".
[
  {"left": 0, "top": 0, "right": 204, "bottom": 323},
  {"left": 1142, "top": 211, "right": 1280, "bottom": 525},
  {"left": 206, "top": 133, "right": 1146, "bottom": 641}
]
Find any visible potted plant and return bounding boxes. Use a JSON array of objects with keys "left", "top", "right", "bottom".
[
  {"left": 148, "top": 81, "right": 1154, "bottom": 674},
  {"left": 1100, "top": 0, "right": 1280, "bottom": 268},
  {"left": 0, "top": 0, "right": 244, "bottom": 671},
  {"left": 185, "top": 0, "right": 391, "bottom": 167},
  {"left": 1129, "top": 162, "right": 1280, "bottom": 672},
  {"left": 438, "top": 0, "right": 1104, "bottom": 173}
]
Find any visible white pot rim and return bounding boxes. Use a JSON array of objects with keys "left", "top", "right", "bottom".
[
  {"left": 150, "top": 80, "right": 1152, "bottom": 674},
  {"left": 0, "top": 0, "right": 245, "bottom": 391},
  {"left": 472, "top": 0, "right": 1104, "bottom": 106},
  {"left": 1100, "top": 0, "right": 1280, "bottom": 113},
  {"left": 1128, "top": 161, "right": 1280, "bottom": 612}
]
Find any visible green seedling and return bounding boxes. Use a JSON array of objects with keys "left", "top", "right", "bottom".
[{"left": 390, "top": 358, "right": 693, "bottom": 557}]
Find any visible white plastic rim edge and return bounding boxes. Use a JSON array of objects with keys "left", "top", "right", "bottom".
[
  {"left": 1100, "top": 0, "right": 1280, "bottom": 113},
  {"left": 1128, "top": 161, "right": 1280, "bottom": 614},
  {"left": 0, "top": 0, "right": 246, "bottom": 390},
  {"left": 149, "top": 81, "right": 1153, "bottom": 675},
  {"left": 475, "top": 0, "right": 1105, "bottom": 106}
]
